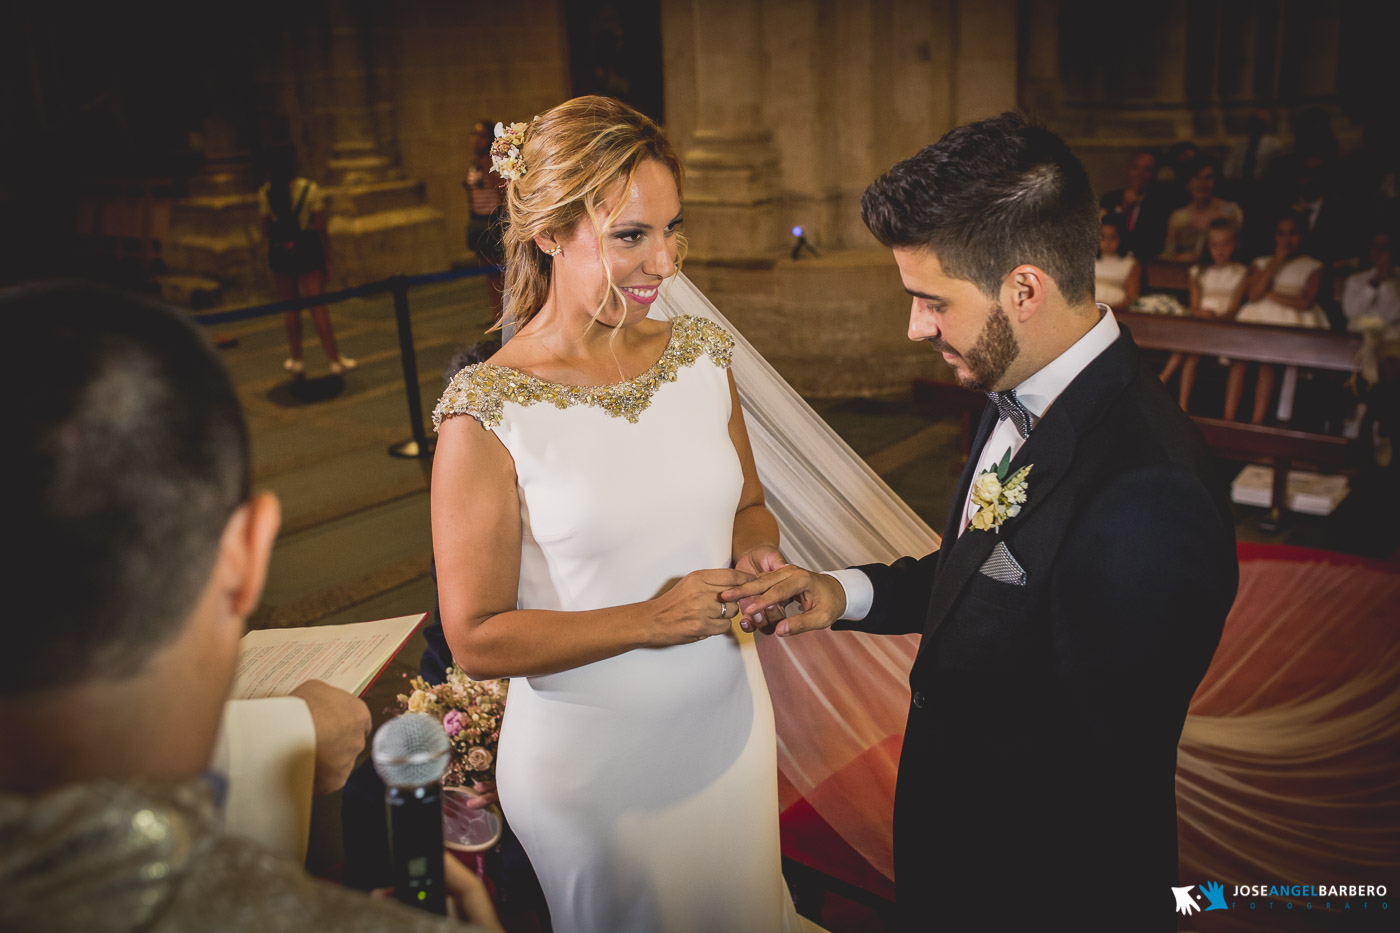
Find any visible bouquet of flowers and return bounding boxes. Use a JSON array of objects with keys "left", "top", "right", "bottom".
[
  {"left": 397, "top": 665, "right": 508, "bottom": 787},
  {"left": 1129, "top": 293, "right": 1187, "bottom": 316}
]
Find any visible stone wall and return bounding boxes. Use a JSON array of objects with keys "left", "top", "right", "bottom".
[
  {"left": 388, "top": 1, "right": 573, "bottom": 267},
  {"left": 664, "top": 0, "right": 1018, "bottom": 396}
]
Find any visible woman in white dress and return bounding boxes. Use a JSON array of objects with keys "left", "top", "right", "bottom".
[
  {"left": 1160, "top": 156, "right": 1244, "bottom": 265},
  {"left": 430, "top": 97, "right": 807, "bottom": 933},
  {"left": 1234, "top": 213, "right": 1327, "bottom": 424}
]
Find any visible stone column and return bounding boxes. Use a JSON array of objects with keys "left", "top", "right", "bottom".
[
  {"left": 298, "top": 0, "right": 447, "bottom": 286},
  {"left": 160, "top": 34, "right": 268, "bottom": 306},
  {"left": 324, "top": 0, "right": 398, "bottom": 186},
  {"left": 681, "top": 0, "right": 781, "bottom": 262}
]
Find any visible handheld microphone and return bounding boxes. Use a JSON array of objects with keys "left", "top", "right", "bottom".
[{"left": 372, "top": 713, "right": 451, "bottom": 915}]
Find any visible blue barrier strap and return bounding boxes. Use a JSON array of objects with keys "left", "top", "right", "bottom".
[{"left": 191, "top": 264, "right": 502, "bottom": 326}]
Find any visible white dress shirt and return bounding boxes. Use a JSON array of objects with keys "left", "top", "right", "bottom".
[{"left": 829, "top": 306, "right": 1121, "bottom": 621}]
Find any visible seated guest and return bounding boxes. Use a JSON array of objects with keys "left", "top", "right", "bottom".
[
  {"left": 1099, "top": 148, "right": 1172, "bottom": 260},
  {"left": 1161, "top": 156, "right": 1245, "bottom": 264},
  {"left": 1237, "top": 213, "right": 1328, "bottom": 329},
  {"left": 1343, "top": 229, "right": 1400, "bottom": 339},
  {"left": 1342, "top": 229, "right": 1400, "bottom": 465},
  {"left": 0, "top": 284, "right": 500, "bottom": 933},
  {"left": 1162, "top": 139, "right": 1201, "bottom": 185},
  {"left": 1232, "top": 214, "right": 1327, "bottom": 424},
  {"left": 1095, "top": 214, "right": 1140, "bottom": 309},
  {"left": 1224, "top": 110, "right": 1285, "bottom": 187},
  {"left": 1291, "top": 155, "right": 1357, "bottom": 270},
  {"left": 1160, "top": 218, "right": 1249, "bottom": 410}
]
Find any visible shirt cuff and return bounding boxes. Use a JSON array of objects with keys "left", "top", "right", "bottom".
[{"left": 826, "top": 568, "right": 874, "bottom": 622}]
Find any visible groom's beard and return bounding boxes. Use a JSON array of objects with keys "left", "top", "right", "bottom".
[{"left": 929, "top": 299, "right": 1020, "bottom": 393}]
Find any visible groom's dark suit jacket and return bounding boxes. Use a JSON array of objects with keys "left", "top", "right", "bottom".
[{"left": 836, "top": 327, "right": 1238, "bottom": 930}]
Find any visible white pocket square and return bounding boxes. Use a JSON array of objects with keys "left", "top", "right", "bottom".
[{"left": 979, "top": 541, "right": 1027, "bottom": 585}]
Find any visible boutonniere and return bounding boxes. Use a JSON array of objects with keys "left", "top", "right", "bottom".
[{"left": 968, "top": 448, "right": 1032, "bottom": 533}]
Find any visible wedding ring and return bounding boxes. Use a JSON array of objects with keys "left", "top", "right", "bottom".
[{"left": 718, "top": 601, "right": 732, "bottom": 619}]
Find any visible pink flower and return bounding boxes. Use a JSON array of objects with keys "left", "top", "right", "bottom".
[{"left": 443, "top": 709, "right": 466, "bottom": 737}]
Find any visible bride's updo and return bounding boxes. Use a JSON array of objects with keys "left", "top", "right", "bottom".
[{"left": 497, "top": 95, "right": 684, "bottom": 331}]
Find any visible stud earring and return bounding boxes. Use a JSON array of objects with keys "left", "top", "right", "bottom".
[{"left": 546, "top": 245, "right": 562, "bottom": 257}]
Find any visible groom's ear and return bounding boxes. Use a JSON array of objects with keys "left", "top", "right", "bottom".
[{"left": 1005, "top": 265, "right": 1048, "bottom": 324}]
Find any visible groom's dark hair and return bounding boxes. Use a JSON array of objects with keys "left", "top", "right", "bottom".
[
  {"left": 6, "top": 283, "right": 250, "bottom": 694},
  {"left": 861, "top": 112, "right": 1100, "bottom": 304}
]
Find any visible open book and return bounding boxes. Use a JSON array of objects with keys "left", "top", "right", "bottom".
[{"left": 231, "top": 613, "right": 427, "bottom": 699}]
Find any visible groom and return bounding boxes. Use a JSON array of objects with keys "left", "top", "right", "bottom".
[{"left": 725, "top": 113, "right": 1238, "bottom": 930}]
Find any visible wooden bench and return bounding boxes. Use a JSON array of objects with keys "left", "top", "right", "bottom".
[{"left": 1121, "top": 312, "right": 1363, "bottom": 528}]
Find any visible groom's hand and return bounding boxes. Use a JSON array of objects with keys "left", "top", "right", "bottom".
[
  {"left": 734, "top": 545, "right": 789, "bottom": 633},
  {"left": 721, "top": 565, "right": 847, "bottom": 637}
]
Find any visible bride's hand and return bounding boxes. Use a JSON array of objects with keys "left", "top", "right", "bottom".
[
  {"left": 720, "top": 565, "right": 846, "bottom": 637},
  {"left": 734, "top": 545, "right": 789, "bottom": 633},
  {"left": 649, "top": 569, "right": 755, "bottom": 646}
]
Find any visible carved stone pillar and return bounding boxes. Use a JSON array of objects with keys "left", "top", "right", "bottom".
[
  {"left": 307, "top": 0, "right": 447, "bottom": 287},
  {"left": 160, "top": 41, "right": 267, "bottom": 306},
  {"left": 324, "top": 0, "right": 397, "bottom": 186},
  {"left": 681, "top": 0, "right": 781, "bottom": 262}
]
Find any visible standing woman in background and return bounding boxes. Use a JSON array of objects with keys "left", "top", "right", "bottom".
[
  {"left": 259, "top": 143, "right": 356, "bottom": 377},
  {"left": 464, "top": 120, "right": 507, "bottom": 324}
]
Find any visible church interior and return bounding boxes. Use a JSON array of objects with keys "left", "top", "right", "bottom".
[{"left": 3, "top": 2, "right": 1397, "bottom": 931}]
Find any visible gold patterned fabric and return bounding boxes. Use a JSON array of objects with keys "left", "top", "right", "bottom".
[
  {"left": 432, "top": 314, "right": 734, "bottom": 430},
  {"left": 0, "top": 779, "right": 478, "bottom": 933}
]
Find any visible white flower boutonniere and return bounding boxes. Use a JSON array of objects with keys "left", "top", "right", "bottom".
[{"left": 968, "top": 448, "right": 1031, "bottom": 533}]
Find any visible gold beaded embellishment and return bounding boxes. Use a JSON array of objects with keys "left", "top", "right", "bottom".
[{"left": 433, "top": 315, "right": 734, "bottom": 430}]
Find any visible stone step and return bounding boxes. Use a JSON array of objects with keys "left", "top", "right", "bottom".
[{"left": 331, "top": 178, "right": 430, "bottom": 217}]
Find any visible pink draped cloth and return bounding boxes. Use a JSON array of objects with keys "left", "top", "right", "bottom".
[{"left": 761, "top": 542, "right": 1400, "bottom": 917}]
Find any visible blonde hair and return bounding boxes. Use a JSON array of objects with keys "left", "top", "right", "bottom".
[{"left": 495, "top": 96, "right": 685, "bottom": 333}]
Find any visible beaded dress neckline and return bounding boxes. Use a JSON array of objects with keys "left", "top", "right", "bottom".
[{"left": 432, "top": 315, "right": 734, "bottom": 429}]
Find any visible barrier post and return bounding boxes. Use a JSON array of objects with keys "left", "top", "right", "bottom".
[{"left": 387, "top": 275, "right": 435, "bottom": 459}]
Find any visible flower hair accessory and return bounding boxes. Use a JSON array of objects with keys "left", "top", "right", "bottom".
[{"left": 490, "top": 120, "right": 530, "bottom": 182}]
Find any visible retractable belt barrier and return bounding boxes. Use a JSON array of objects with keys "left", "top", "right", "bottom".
[{"left": 192, "top": 265, "right": 501, "bottom": 459}]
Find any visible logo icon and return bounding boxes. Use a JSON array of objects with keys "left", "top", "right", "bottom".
[
  {"left": 1172, "top": 885, "right": 1201, "bottom": 915},
  {"left": 1199, "top": 880, "right": 1229, "bottom": 911},
  {"left": 1173, "top": 881, "right": 1231, "bottom": 914}
]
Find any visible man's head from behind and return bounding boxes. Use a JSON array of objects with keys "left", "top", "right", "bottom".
[
  {"left": 6, "top": 284, "right": 279, "bottom": 786},
  {"left": 861, "top": 112, "right": 1101, "bottom": 391}
]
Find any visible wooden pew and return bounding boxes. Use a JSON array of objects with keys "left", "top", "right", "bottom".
[
  {"left": 1121, "top": 312, "right": 1362, "bottom": 528},
  {"left": 912, "top": 315, "right": 1362, "bottom": 527}
]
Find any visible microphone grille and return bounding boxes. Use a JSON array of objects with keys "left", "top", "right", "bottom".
[{"left": 372, "top": 713, "right": 451, "bottom": 788}]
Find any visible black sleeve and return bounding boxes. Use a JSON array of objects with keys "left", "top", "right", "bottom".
[{"left": 832, "top": 550, "right": 940, "bottom": 637}]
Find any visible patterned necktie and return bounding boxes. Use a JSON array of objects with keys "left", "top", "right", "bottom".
[{"left": 988, "top": 389, "right": 1037, "bottom": 439}]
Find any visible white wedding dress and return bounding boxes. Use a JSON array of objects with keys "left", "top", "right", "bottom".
[{"left": 433, "top": 315, "right": 807, "bottom": 933}]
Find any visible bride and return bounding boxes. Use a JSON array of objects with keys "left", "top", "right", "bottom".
[{"left": 431, "top": 96, "right": 810, "bottom": 933}]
